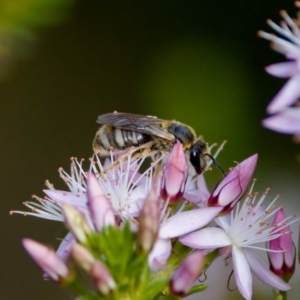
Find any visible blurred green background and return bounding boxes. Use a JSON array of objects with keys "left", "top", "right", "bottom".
[{"left": 1, "top": 0, "right": 300, "bottom": 299}]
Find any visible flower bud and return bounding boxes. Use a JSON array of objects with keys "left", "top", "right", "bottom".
[
  {"left": 71, "top": 243, "right": 95, "bottom": 272},
  {"left": 91, "top": 260, "right": 116, "bottom": 296},
  {"left": 86, "top": 172, "right": 115, "bottom": 231},
  {"left": 268, "top": 208, "right": 296, "bottom": 282},
  {"left": 137, "top": 188, "right": 160, "bottom": 254},
  {"left": 161, "top": 142, "right": 188, "bottom": 202},
  {"left": 62, "top": 204, "right": 91, "bottom": 244},
  {"left": 22, "top": 238, "right": 71, "bottom": 282},
  {"left": 170, "top": 250, "right": 205, "bottom": 296},
  {"left": 208, "top": 154, "right": 258, "bottom": 214}
]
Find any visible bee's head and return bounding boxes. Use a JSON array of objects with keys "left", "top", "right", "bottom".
[{"left": 189, "top": 138, "right": 209, "bottom": 175}]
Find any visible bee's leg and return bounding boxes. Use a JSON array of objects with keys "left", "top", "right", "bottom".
[{"left": 98, "top": 142, "right": 155, "bottom": 174}]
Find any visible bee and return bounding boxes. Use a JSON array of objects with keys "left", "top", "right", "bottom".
[{"left": 93, "top": 112, "right": 210, "bottom": 175}]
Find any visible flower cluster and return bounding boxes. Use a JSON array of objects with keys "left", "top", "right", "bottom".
[
  {"left": 259, "top": 3, "right": 300, "bottom": 140},
  {"left": 11, "top": 141, "right": 299, "bottom": 300}
]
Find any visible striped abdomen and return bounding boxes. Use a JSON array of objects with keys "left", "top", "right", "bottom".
[{"left": 93, "top": 125, "right": 152, "bottom": 155}]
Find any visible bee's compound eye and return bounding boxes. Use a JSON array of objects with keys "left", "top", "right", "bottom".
[{"left": 190, "top": 149, "right": 201, "bottom": 174}]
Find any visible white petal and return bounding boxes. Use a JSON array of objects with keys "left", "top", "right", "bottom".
[
  {"left": 159, "top": 207, "right": 222, "bottom": 239},
  {"left": 180, "top": 227, "right": 231, "bottom": 249},
  {"left": 267, "top": 75, "right": 300, "bottom": 113},
  {"left": 214, "top": 215, "right": 231, "bottom": 232},
  {"left": 265, "top": 62, "right": 298, "bottom": 78},
  {"left": 262, "top": 107, "right": 300, "bottom": 134},
  {"left": 244, "top": 248, "right": 290, "bottom": 291},
  {"left": 148, "top": 239, "right": 172, "bottom": 271},
  {"left": 232, "top": 246, "right": 252, "bottom": 300},
  {"left": 43, "top": 190, "right": 86, "bottom": 207}
]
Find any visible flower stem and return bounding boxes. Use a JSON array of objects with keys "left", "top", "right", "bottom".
[{"left": 276, "top": 291, "right": 287, "bottom": 300}]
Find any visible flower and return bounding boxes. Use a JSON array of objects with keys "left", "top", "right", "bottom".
[
  {"left": 137, "top": 188, "right": 160, "bottom": 254},
  {"left": 208, "top": 154, "right": 258, "bottom": 214},
  {"left": 22, "top": 238, "right": 72, "bottom": 282},
  {"left": 170, "top": 250, "right": 205, "bottom": 296},
  {"left": 148, "top": 205, "right": 223, "bottom": 271},
  {"left": 259, "top": 9, "right": 300, "bottom": 114},
  {"left": 11, "top": 153, "right": 155, "bottom": 222},
  {"left": 268, "top": 208, "right": 296, "bottom": 282},
  {"left": 180, "top": 186, "right": 294, "bottom": 300},
  {"left": 71, "top": 243, "right": 116, "bottom": 295},
  {"left": 262, "top": 107, "right": 300, "bottom": 134},
  {"left": 160, "top": 142, "right": 188, "bottom": 202},
  {"left": 14, "top": 142, "right": 226, "bottom": 275}
]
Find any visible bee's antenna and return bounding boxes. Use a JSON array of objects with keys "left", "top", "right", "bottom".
[{"left": 205, "top": 154, "right": 225, "bottom": 176}]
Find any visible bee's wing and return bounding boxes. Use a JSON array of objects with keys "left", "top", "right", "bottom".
[{"left": 97, "top": 112, "right": 175, "bottom": 141}]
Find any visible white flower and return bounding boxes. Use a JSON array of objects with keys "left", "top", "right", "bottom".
[
  {"left": 180, "top": 184, "right": 295, "bottom": 300},
  {"left": 11, "top": 152, "right": 156, "bottom": 222}
]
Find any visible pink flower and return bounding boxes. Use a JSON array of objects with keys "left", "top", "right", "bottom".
[
  {"left": 148, "top": 206, "right": 223, "bottom": 271},
  {"left": 264, "top": 62, "right": 300, "bottom": 114},
  {"left": 91, "top": 261, "right": 116, "bottom": 296},
  {"left": 259, "top": 10, "right": 300, "bottom": 114},
  {"left": 180, "top": 188, "right": 292, "bottom": 300},
  {"left": 262, "top": 108, "right": 300, "bottom": 134},
  {"left": 268, "top": 208, "right": 296, "bottom": 282},
  {"left": 22, "top": 238, "right": 71, "bottom": 282},
  {"left": 137, "top": 188, "right": 161, "bottom": 254},
  {"left": 11, "top": 155, "right": 153, "bottom": 222},
  {"left": 71, "top": 243, "right": 116, "bottom": 295},
  {"left": 160, "top": 142, "right": 188, "bottom": 202},
  {"left": 170, "top": 250, "right": 205, "bottom": 296},
  {"left": 86, "top": 172, "right": 115, "bottom": 231},
  {"left": 208, "top": 154, "right": 258, "bottom": 214}
]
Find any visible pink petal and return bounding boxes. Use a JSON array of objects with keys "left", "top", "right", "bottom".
[
  {"left": 208, "top": 154, "right": 257, "bottom": 209},
  {"left": 269, "top": 208, "right": 295, "bottom": 270},
  {"left": 56, "top": 232, "right": 75, "bottom": 261},
  {"left": 262, "top": 108, "right": 300, "bottom": 134},
  {"left": 148, "top": 238, "right": 172, "bottom": 271},
  {"left": 180, "top": 227, "right": 231, "bottom": 249},
  {"left": 71, "top": 243, "right": 95, "bottom": 271},
  {"left": 23, "top": 238, "right": 70, "bottom": 281},
  {"left": 244, "top": 248, "right": 290, "bottom": 291},
  {"left": 265, "top": 62, "right": 298, "bottom": 78},
  {"left": 232, "top": 246, "right": 252, "bottom": 300},
  {"left": 87, "top": 173, "right": 115, "bottom": 231},
  {"left": 184, "top": 174, "right": 210, "bottom": 203},
  {"left": 170, "top": 250, "right": 205, "bottom": 296},
  {"left": 267, "top": 75, "right": 300, "bottom": 113},
  {"left": 43, "top": 189, "right": 87, "bottom": 207},
  {"left": 159, "top": 207, "right": 222, "bottom": 239},
  {"left": 161, "top": 142, "right": 188, "bottom": 202},
  {"left": 91, "top": 260, "right": 116, "bottom": 295},
  {"left": 123, "top": 185, "right": 147, "bottom": 217},
  {"left": 137, "top": 188, "right": 160, "bottom": 254}
]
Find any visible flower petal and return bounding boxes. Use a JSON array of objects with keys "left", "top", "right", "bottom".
[
  {"left": 23, "top": 238, "right": 70, "bottom": 281},
  {"left": 170, "top": 250, "right": 205, "bottom": 296},
  {"left": 87, "top": 173, "right": 115, "bottom": 231},
  {"left": 232, "top": 246, "right": 252, "bottom": 300},
  {"left": 180, "top": 227, "right": 231, "bottom": 249},
  {"left": 262, "top": 108, "right": 300, "bottom": 134},
  {"left": 209, "top": 154, "right": 257, "bottom": 209},
  {"left": 148, "top": 238, "right": 172, "bottom": 271},
  {"left": 267, "top": 75, "right": 300, "bottom": 113},
  {"left": 244, "top": 248, "right": 290, "bottom": 291},
  {"left": 161, "top": 142, "right": 187, "bottom": 202},
  {"left": 56, "top": 232, "right": 75, "bottom": 261},
  {"left": 265, "top": 62, "right": 298, "bottom": 78},
  {"left": 159, "top": 207, "right": 222, "bottom": 239},
  {"left": 43, "top": 189, "right": 86, "bottom": 207}
]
